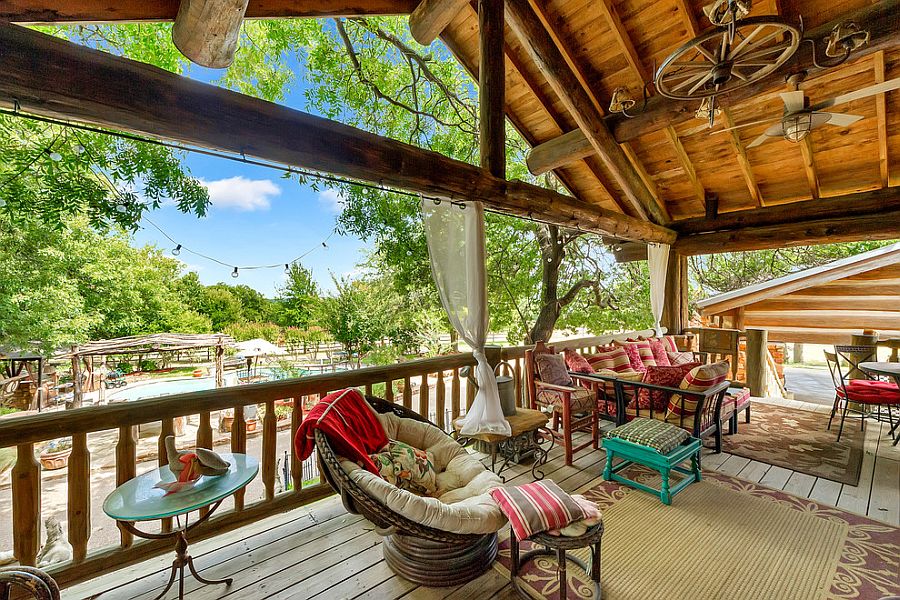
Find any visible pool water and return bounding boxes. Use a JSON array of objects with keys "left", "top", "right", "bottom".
[{"left": 106, "top": 367, "right": 311, "bottom": 403}]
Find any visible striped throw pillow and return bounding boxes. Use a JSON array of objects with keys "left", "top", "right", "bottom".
[
  {"left": 667, "top": 350, "right": 696, "bottom": 366},
  {"left": 666, "top": 360, "right": 730, "bottom": 418},
  {"left": 614, "top": 341, "right": 652, "bottom": 372},
  {"left": 587, "top": 348, "right": 633, "bottom": 373},
  {"left": 646, "top": 337, "right": 671, "bottom": 366},
  {"left": 662, "top": 335, "right": 679, "bottom": 352},
  {"left": 489, "top": 480, "right": 588, "bottom": 542}
]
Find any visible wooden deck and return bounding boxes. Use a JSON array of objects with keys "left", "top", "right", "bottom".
[{"left": 68, "top": 397, "right": 899, "bottom": 600}]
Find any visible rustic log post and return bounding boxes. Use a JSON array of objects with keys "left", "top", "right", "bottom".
[
  {"left": 479, "top": 0, "right": 505, "bottom": 178},
  {"left": 12, "top": 443, "right": 40, "bottom": 566},
  {"left": 68, "top": 432, "right": 91, "bottom": 562},
  {"left": 262, "top": 399, "right": 276, "bottom": 500},
  {"left": 231, "top": 405, "right": 247, "bottom": 510},
  {"left": 215, "top": 341, "right": 224, "bottom": 388},
  {"left": 661, "top": 251, "right": 688, "bottom": 334},
  {"left": 159, "top": 418, "right": 175, "bottom": 532},
  {"left": 290, "top": 398, "right": 303, "bottom": 493},
  {"left": 115, "top": 425, "right": 136, "bottom": 548},
  {"left": 745, "top": 328, "right": 768, "bottom": 397},
  {"left": 409, "top": 0, "right": 469, "bottom": 45},
  {"left": 70, "top": 347, "right": 82, "bottom": 409},
  {"left": 418, "top": 374, "right": 430, "bottom": 419},
  {"left": 850, "top": 333, "right": 879, "bottom": 379},
  {"left": 435, "top": 370, "right": 446, "bottom": 430},
  {"left": 172, "top": 0, "right": 250, "bottom": 68}
]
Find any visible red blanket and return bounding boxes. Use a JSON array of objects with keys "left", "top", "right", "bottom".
[{"left": 294, "top": 388, "right": 388, "bottom": 475}]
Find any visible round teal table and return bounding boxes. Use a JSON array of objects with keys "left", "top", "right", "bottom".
[{"left": 103, "top": 453, "right": 258, "bottom": 600}]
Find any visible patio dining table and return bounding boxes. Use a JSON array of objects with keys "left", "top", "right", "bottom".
[{"left": 859, "top": 362, "right": 900, "bottom": 446}]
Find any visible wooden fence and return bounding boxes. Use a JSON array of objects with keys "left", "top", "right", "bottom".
[{"left": 0, "top": 330, "right": 656, "bottom": 587}]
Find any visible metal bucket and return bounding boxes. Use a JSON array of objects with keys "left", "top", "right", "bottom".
[{"left": 460, "top": 369, "right": 518, "bottom": 417}]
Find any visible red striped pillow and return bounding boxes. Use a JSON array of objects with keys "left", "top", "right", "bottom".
[
  {"left": 563, "top": 348, "right": 593, "bottom": 374},
  {"left": 662, "top": 335, "right": 679, "bottom": 352},
  {"left": 489, "top": 480, "right": 588, "bottom": 542},
  {"left": 587, "top": 348, "right": 633, "bottom": 373},
  {"left": 646, "top": 337, "right": 671, "bottom": 366},
  {"left": 666, "top": 360, "right": 730, "bottom": 417}
]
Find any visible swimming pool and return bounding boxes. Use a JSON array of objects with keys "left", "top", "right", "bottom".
[{"left": 106, "top": 376, "right": 230, "bottom": 402}]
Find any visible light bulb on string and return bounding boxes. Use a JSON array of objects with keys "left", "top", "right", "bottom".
[
  {"left": 322, "top": 242, "right": 328, "bottom": 249},
  {"left": 49, "top": 151, "right": 62, "bottom": 162},
  {"left": 232, "top": 267, "right": 239, "bottom": 278},
  {"left": 284, "top": 263, "right": 291, "bottom": 275},
  {"left": 172, "top": 244, "right": 181, "bottom": 256}
]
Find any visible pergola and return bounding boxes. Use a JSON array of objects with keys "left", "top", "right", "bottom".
[{"left": 61, "top": 333, "right": 235, "bottom": 405}]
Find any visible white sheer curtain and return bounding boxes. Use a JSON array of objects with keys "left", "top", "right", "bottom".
[
  {"left": 421, "top": 199, "right": 511, "bottom": 436},
  {"left": 648, "top": 243, "right": 670, "bottom": 337}
]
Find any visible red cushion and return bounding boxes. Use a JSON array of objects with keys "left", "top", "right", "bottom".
[
  {"left": 563, "top": 348, "right": 593, "bottom": 374},
  {"left": 637, "top": 364, "right": 700, "bottom": 412},
  {"left": 617, "top": 342, "right": 647, "bottom": 373},
  {"left": 838, "top": 380, "right": 900, "bottom": 404},
  {"left": 646, "top": 337, "right": 671, "bottom": 367}
]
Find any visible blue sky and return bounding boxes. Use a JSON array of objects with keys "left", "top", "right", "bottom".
[{"left": 131, "top": 56, "right": 371, "bottom": 297}]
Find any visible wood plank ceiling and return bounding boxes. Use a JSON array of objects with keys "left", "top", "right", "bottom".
[{"left": 436, "top": 0, "right": 900, "bottom": 221}]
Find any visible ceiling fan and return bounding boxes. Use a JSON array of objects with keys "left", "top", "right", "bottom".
[{"left": 714, "top": 76, "right": 900, "bottom": 147}]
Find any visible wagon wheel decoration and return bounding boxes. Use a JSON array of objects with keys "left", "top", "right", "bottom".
[{"left": 655, "top": 16, "right": 801, "bottom": 101}]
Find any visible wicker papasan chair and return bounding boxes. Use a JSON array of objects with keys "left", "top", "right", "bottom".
[{"left": 315, "top": 395, "right": 506, "bottom": 586}]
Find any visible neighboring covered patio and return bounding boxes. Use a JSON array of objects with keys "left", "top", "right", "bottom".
[{"left": 0, "top": 0, "right": 899, "bottom": 598}]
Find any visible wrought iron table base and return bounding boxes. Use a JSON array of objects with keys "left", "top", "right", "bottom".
[
  {"left": 457, "top": 427, "right": 553, "bottom": 482},
  {"left": 118, "top": 500, "right": 232, "bottom": 600},
  {"left": 509, "top": 523, "right": 603, "bottom": 600}
]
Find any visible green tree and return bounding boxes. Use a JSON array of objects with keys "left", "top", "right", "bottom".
[
  {"left": 318, "top": 274, "right": 391, "bottom": 361},
  {"left": 197, "top": 285, "right": 245, "bottom": 331},
  {"left": 277, "top": 263, "right": 320, "bottom": 328}
]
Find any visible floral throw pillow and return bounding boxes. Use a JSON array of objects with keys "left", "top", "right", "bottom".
[
  {"left": 637, "top": 363, "right": 700, "bottom": 411},
  {"left": 616, "top": 342, "right": 648, "bottom": 373},
  {"left": 563, "top": 348, "right": 593, "bottom": 374},
  {"left": 369, "top": 440, "right": 437, "bottom": 495},
  {"left": 646, "top": 337, "right": 671, "bottom": 367},
  {"left": 536, "top": 352, "right": 573, "bottom": 386}
]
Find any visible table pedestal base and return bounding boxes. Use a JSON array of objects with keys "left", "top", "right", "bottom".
[{"left": 152, "top": 530, "right": 232, "bottom": 600}]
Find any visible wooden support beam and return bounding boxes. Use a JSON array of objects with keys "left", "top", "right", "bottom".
[
  {"left": 595, "top": 0, "right": 650, "bottom": 86},
  {"left": 519, "top": 0, "right": 661, "bottom": 222},
  {"left": 408, "top": 0, "right": 468, "bottom": 45},
  {"left": 608, "top": 240, "right": 648, "bottom": 263},
  {"left": 0, "top": 0, "right": 417, "bottom": 22},
  {"left": 671, "top": 0, "right": 700, "bottom": 38},
  {"left": 172, "top": 0, "right": 250, "bottom": 68},
  {"left": 439, "top": 13, "right": 624, "bottom": 215},
  {"left": 505, "top": 0, "right": 665, "bottom": 225},
  {"left": 798, "top": 135, "right": 820, "bottom": 199},
  {"left": 478, "top": 0, "right": 504, "bottom": 177},
  {"left": 526, "top": 128, "right": 592, "bottom": 175},
  {"left": 541, "top": 1, "right": 900, "bottom": 145},
  {"left": 874, "top": 51, "right": 890, "bottom": 188},
  {"left": 745, "top": 328, "right": 768, "bottom": 397},
  {"left": 722, "top": 108, "right": 763, "bottom": 207},
  {"left": 664, "top": 125, "right": 705, "bottom": 207},
  {"left": 672, "top": 186, "right": 900, "bottom": 234},
  {"left": 674, "top": 210, "right": 900, "bottom": 255},
  {"left": 0, "top": 23, "right": 675, "bottom": 243},
  {"left": 661, "top": 250, "right": 688, "bottom": 334}
]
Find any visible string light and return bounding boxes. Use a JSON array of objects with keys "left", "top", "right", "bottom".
[
  {"left": 284, "top": 263, "right": 291, "bottom": 275},
  {"left": 172, "top": 244, "right": 182, "bottom": 256},
  {"left": 232, "top": 267, "right": 239, "bottom": 278},
  {"left": 48, "top": 151, "right": 62, "bottom": 162},
  {"left": 0, "top": 109, "right": 576, "bottom": 241}
]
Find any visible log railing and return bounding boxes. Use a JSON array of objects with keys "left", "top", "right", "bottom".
[{"left": 0, "top": 330, "right": 655, "bottom": 588}]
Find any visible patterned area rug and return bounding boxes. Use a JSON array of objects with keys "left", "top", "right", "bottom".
[
  {"left": 493, "top": 468, "right": 900, "bottom": 600},
  {"left": 721, "top": 402, "right": 864, "bottom": 485}
]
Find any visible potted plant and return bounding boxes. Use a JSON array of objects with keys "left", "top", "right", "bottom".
[{"left": 40, "top": 438, "right": 73, "bottom": 470}]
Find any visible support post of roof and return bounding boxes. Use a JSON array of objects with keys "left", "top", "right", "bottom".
[
  {"left": 409, "top": 0, "right": 468, "bottom": 45},
  {"left": 478, "top": 0, "right": 504, "bottom": 178},
  {"left": 661, "top": 251, "right": 688, "bottom": 335},
  {"left": 745, "top": 328, "right": 768, "bottom": 397}
]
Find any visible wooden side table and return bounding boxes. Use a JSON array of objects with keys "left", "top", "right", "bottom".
[
  {"left": 454, "top": 409, "right": 552, "bottom": 481},
  {"left": 509, "top": 522, "right": 604, "bottom": 600},
  {"left": 103, "top": 453, "right": 258, "bottom": 600}
]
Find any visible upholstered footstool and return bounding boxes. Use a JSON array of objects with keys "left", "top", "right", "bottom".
[
  {"left": 602, "top": 418, "right": 701, "bottom": 505},
  {"left": 509, "top": 522, "right": 604, "bottom": 600}
]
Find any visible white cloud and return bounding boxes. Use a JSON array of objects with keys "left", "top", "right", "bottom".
[
  {"left": 317, "top": 188, "right": 346, "bottom": 214},
  {"left": 202, "top": 176, "right": 280, "bottom": 211}
]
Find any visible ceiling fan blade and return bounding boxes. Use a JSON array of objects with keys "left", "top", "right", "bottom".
[
  {"left": 746, "top": 132, "right": 772, "bottom": 148},
  {"left": 709, "top": 118, "right": 775, "bottom": 136},
  {"left": 810, "top": 77, "right": 900, "bottom": 111},
  {"left": 780, "top": 90, "right": 806, "bottom": 112},
  {"left": 820, "top": 112, "right": 864, "bottom": 127}
]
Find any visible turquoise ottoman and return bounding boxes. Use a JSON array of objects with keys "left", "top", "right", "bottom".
[{"left": 602, "top": 418, "right": 701, "bottom": 505}]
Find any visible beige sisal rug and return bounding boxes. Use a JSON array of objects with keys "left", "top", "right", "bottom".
[{"left": 494, "top": 467, "right": 900, "bottom": 600}]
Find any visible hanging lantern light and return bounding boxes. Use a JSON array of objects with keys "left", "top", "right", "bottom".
[
  {"left": 609, "top": 88, "right": 636, "bottom": 114},
  {"left": 172, "top": 244, "right": 182, "bottom": 256},
  {"left": 782, "top": 112, "right": 813, "bottom": 143},
  {"left": 231, "top": 267, "right": 239, "bottom": 278}
]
